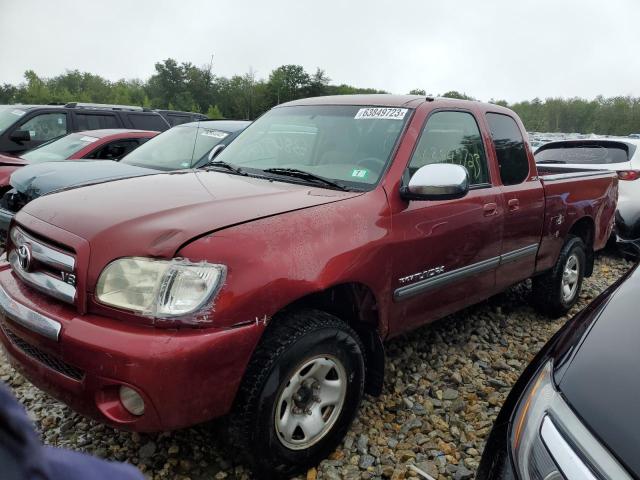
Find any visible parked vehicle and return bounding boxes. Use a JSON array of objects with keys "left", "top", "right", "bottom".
[
  {"left": 0, "top": 120, "right": 249, "bottom": 242},
  {"left": 535, "top": 139, "right": 640, "bottom": 247},
  {"left": 0, "top": 103, "right": 171, "bottom": 155},
  {"left": 0, "top": 95, "right": 617, "bottom": 476},
  {"left": 477, "top": 260, "right": 639, "bottom": 480},
  {"left": 0, "top": 128, "right": 158, "bottom": 190}
]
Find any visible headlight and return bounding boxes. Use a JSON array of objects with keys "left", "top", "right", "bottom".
[
  {"left": 510, "top": 361, "right": 597, "bottom": 480},
  {"left": 96, "top": 257, "right": 225, "bottom": 318}
]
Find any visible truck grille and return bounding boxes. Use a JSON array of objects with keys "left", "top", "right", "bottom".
[
  {"left": 8, "top": 227, "right": 77, "bottom": 305},
  {"left": 1, "top": 323, "right": 83, "bottom": 381}
]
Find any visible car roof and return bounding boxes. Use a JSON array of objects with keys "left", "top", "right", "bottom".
[
  {"left": 279, "top": 94, "right": 511, "bottom": 113},
  {"left": 177, "top": 119, "right": 251, "bottom": 132},
  {"left": 72, "top": 129, "right": 159, "bottom": 138}
]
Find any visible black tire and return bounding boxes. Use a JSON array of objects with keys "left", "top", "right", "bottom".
[
  {"left": 532, "top": 235, "right": 586, "bottom": 318},
  {"left": 229, "top": 309, "right": 365, "bottom": 478}
]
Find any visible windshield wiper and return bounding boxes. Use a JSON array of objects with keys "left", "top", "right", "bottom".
[
  {"left": 536, "top": 159, "right": 567, "bottom": 164},
  {"left": 205, "top": 161, "right": 247, "bottom": 175},
  {"left": 261, "top": 168, "right": 349, "bottom": 191}
]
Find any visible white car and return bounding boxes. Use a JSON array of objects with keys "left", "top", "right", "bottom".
[{"left": 535, "top": 139, "right": 640, "bottom": 246}]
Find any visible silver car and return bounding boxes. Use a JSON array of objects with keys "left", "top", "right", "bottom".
[{"left": 535, "top": 139, "right": 640, "bottom": 245}]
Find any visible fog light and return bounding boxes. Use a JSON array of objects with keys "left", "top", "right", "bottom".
[{"left": 119, "top": 386, "right": 145, "bottom": 416}]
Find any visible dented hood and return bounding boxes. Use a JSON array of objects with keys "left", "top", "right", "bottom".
[
  {"left": 10, "top": 160, "right": 157, "bottom": 200},
  {"left": 18, "top": 170, "right": 361, "bottom": 261}
]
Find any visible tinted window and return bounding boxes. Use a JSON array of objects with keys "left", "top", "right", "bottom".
[
  {"left": 128, "top": 113, "right": 167, "bottom": 131},
  {"left": 408, "top": 111, "right": 489, "bottom": 185},
  {"left": 486, "top": 113, "right": 529, "bottom": 185},
  {"left": 75, "top": 113, "right": 119, "bottom": 130},
  {"left": 167, "top": 114, "right": 191, "bottom": 126},
  {"left": 84, "top": 139, "right": 141, "bottom": 160},
  {"left": 19, "top": 113, "right": 68, "bottom": 141},
  {"left": 535, "top": 142, "right": 629, "bottom": 165}
]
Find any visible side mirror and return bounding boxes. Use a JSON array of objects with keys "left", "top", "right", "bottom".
[
  {"left": 400, "top": 163, "right": 470, "bottom": 201},
  {"left": 207, "top": 144, "right": 226, "bottom": 161},
  {"left": 9, "top": 130, "right": 30, "bottom": 143}
]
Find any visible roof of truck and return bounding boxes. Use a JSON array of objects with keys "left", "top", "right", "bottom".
[{"left": 280, "top": 94, "right": 513, "bottom": 114}]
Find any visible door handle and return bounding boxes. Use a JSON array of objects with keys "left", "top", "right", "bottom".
[
  {"left": 508, "top": 199, "right": 520, "bottom": 211},
  {"left": 483, "top": 202, "right": 498, "bottom": 216}
]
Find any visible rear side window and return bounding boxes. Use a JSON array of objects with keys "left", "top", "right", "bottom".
[
  {"left": 486, "top": 113, "right": 529, "bottom": 185},
  {"left": 75, "top": 113, "right": 119, "bottom": 130},
  {"left": 535, "top": 142, "right": 630, "bottom": 165},
  {"left": 84, "top": 139, "right": 142, "bottom": 160},
  {"left": 167, "top": 114, "right": 191, "bottom": 126},
  {"left": 408, "top": 111, "right": 490, "bottom": 185},
  {"left": 128, "top": 113, "right": 168, "bottom": 131}
]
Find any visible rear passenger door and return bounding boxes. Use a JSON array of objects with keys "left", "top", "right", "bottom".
[
  {"left": 486, "top": 112, "right": 545, "bottom": 288},
  {"left": 390, "top": 110, "right": 503, "bottom": 333}
]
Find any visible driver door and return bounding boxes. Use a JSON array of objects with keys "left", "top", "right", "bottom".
[{"left": 389, "top": 110, "right": 504, "bottom": 334}]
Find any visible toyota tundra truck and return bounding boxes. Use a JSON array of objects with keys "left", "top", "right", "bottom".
[{"left": 0, "top": 95, "right": 617, "bottom": 477}]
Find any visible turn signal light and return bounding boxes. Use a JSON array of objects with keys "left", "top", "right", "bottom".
[{"left": 617, "top": 170, "right": 640, "bottom": 181}]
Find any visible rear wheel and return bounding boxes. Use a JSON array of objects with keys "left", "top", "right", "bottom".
[
  {"left": 532, "top": 235, "right": 586, "bottom": 317},
  {"left": 229, "top": 309, "right": 365, "bottom": 478}
]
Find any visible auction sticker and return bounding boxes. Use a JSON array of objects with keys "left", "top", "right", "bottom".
[
  {"left": 354, "top": 107, "right": 407, "bottom": 120},
  {"left": 351, "top": 169, "right": 368, "bottom": 178},
  {"left": 201, "top": 129, "right": 229, "bottom": 139}
]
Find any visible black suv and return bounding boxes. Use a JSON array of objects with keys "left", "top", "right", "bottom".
[{"left": 0, "top": 103, "right": 174, "bottom": 155}]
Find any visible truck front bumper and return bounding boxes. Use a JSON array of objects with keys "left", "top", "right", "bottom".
[{"left": 0, "top": 268, "right": 261, "bottom": 432}]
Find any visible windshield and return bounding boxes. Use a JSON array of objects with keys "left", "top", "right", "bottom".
[
  {"left": 21, "top": 133, "right": 99, "bottom": 163},
  {"left": 0, "top": 107, "right": 26, "bottom": 135},
  {"left": 121, "top": 124, "right": 230, "bottom": 170},
  {"left": 215, "top": 105, "right": 410, "bottom": 189},
  {"left": 535, "top": 142, "right": 630, "bottom": 164}
]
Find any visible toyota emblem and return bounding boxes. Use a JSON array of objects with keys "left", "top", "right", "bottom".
[{"left": 17, "top": 244, "right": 32, "bottom": 271}]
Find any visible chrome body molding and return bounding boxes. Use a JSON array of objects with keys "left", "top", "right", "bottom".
[
  {"left": 0, "top": 283, "right": 61, "bottom": 341},
  {"left": 394, "top": 243, "right": 539, "bottom": 301}
]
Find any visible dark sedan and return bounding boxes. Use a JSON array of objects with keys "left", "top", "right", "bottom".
[{"left": 477, "top": 260, "right": 639, "bottom": 479}]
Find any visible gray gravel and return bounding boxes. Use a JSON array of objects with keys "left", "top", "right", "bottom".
[{"left": 0, "top": 251, "right": 633, "bottom": 479}]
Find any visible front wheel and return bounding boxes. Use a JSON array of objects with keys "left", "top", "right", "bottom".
[
  {"left": 229, "top": 309, "right": 365, "bottom": 478},
  {"left": 532, "top": 235, "right": 586, "bottom": 317}
]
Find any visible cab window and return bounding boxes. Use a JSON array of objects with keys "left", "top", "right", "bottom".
[
  {"left": 408, "top": 111, "right": 490, "bottom": 186},
  {"left": 486, "top": 113, "right": 529, "bottom": 185},
  {"left": 18, "top": 113, "right": 68, "bottom": 142}
]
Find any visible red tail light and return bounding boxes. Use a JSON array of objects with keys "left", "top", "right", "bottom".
[{"left": 617, "top": 170, "right": 640, "bottom": 181}]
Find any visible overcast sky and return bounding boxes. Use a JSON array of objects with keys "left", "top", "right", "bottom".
[{"left": 1, "top": 0, "right": 638, "bottom": 103}]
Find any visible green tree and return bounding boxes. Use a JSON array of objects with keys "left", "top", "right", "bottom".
[{"left": 408, "top": 88, "right": 426, "bottom": 95}]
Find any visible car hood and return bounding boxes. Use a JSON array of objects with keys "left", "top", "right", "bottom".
[
  {"left": 10, "top": 160, "right": 157, "bottom": 201},
  {"left": 0, "top": 153, "right": 27, "bottom": 166},
  {"left": 18, "top": 170, "right": 361, "bottom": 262},
  {"left": 556, "top": 264, "right": 640, "bottom": 476}
]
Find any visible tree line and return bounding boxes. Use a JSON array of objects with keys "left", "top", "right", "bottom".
[{"left": 1, "top": 59, "right": 639, "bottom": 135}]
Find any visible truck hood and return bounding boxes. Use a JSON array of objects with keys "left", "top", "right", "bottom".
[
  {"left": 10, "top": 160, "right": 157, "bottom": 201},
  {"left": 19, "top": 170, "right": 361, "bottom": 260},
  {"left": 556, "top": 264, "right": 640, "bottom": 476}
]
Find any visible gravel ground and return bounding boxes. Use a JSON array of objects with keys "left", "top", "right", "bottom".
[{"left": 0, "top": 251, "right": 634, "bottom": 480}]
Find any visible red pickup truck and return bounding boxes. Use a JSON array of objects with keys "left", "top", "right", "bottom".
[{"left": 0, "top": 96, "right": 617, "bottom": 476}]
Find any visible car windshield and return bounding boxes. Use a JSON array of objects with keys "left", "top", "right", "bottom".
[
  {"left": 0, "top": 107, "right": 26, "bottom": 135},
  {"left": 214, "top": 105, "right": 410, "bottom": 189},
  {"left": 121, "top": 124, "right": 230, "bottom": 170},
  {"left": 535, "top": 143, "right": 630, "bottom": 164},
  {"left": 21, "top": 133, "right": 101, "bottom": 163}
]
